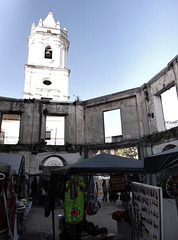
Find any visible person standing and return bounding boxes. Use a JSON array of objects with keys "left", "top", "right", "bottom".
[
  {"left": 102, "top": 180, "right": 107, "bottom": 202},
  {"left": 107, "top": 180, "right": 112, "bottom": 202},
  {"left": 31, "top": 177, "right": 37, "bottom": 204}
]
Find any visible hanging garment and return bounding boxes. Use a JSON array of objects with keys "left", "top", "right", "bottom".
[
  {"left": 87, "top": 176, "right": 101, "bottom": 215},
  {"left": 64, "top": 177, "right": 86, "bottom": 224}
]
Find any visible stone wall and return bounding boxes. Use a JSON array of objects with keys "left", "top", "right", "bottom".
[{"left": 0, "top": 55, "right": 177, "bottom": 173}]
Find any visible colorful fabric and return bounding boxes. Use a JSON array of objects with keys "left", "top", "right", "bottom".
[
  {"left": 0, "top": 197, "right": 7, "bottom": 228},
  {"left": 87, "top": 199, "right": 101, "bottom": 215},
  {"left": 64, "top": 177, "right": 86, "bottom": 224},
  {"left": 7, "top": 193, "right": 16, "bottom": 235}
]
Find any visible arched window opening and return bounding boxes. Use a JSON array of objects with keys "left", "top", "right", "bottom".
[
  {"left": 162, "top": 144, "right": 176, "bottom": 152},
  {"left": 44, "top": 46, "right": 52, "bottom": 59},
  {"left": 44, "top": 156, "right": 64, "bottom": 167}
]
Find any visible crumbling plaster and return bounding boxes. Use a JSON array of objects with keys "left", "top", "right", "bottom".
[
  {"left": 0, "top": 55, "right": 178, "bottom": 173},
  {"left": 143, "top": 56, "right": 178, "bottom": 135},
  {"left": 83, "top": 89, "right": 141, "bottom": 144}
]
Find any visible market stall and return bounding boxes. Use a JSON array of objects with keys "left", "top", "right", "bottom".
[
  {"left": 45, "top": 153, "right": 144, "bottom": 240},
  {"left": 144, "top": 147, "right": 178, "bottom": 240},
  {"left": 132, "top": 182, "right": 163, "bottom": 240},
  {"left": 0, "top": 154, "right": 25, "bottom": 196},
  {"left": 0, "top": 154, "right": 26, "bottom": 239}
]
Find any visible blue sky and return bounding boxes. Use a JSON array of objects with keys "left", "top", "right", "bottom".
[{"left": 0, "top": 0, "right": 177, "bottom": 101}]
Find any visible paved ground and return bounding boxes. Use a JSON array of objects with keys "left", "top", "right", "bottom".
[{"left": 19, "top": 199, "right": 128, "bottom": 240}]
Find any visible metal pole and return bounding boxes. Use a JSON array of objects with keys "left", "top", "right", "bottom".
[{"left": 52, "top": 207, "right": 55, "bottom": 240}]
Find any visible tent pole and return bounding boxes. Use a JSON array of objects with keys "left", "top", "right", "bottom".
[{"left": 52, "top": 207, "right": 55, "bottom": 240}]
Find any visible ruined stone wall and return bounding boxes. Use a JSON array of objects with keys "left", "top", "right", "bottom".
[
  {"left": 0, "top": 98, "right": 85, "bottom": 146},
  {"left": 83, "top": 88, "right": 141, "bottom": 145},
  {"left": 136, "top": 87, "right": 150, "bottom": 137},
  {"left": 143, "top": 56, "right": 178, "bottom": 135},
  {"left": 0, "top": 55, "right": 177, "bottom": 173}
]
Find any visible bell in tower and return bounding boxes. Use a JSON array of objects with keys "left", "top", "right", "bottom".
[{"left": 45, "top": 46, "right": 52, "bottom": 59}]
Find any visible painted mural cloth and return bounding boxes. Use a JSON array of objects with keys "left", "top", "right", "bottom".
[{"left": 64, "top": 177, "right": 86, "bottom": 224}]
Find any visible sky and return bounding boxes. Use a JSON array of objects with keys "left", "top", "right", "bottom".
[{"left": 0, "top": 0, "right": 178, "bottom": 103}]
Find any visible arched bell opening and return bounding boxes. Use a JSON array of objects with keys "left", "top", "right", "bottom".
[{"left": 44, "top": 45, "right": 52, "bottom": 59}]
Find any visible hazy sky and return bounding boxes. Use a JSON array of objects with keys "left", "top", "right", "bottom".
[{"left": 0, "top": 0, "right": 177, "bottom": 102}]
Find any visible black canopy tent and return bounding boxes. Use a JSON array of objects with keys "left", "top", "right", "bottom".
[
  {"left": 144, "top": 147, "right": 178, "bottom": 238},
  {"left": 69, "top": 152, "right": 144, "bottom": 175},
  {"left": 0, "top": 153, "right": 25, "bottom": 195},
  {"left": 144, "top": 147, "right": 178, "bottom": 187},
  {"left": 0, "top": 162, "right": 11, "bottom": 174},
  {"left": 0, "top": 154, "right": 25, "bottom": 175},
  {"left": 144, "top": 147, "right": 178, "bottom": 173}
]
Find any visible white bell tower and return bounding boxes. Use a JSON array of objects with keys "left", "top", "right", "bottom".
[{"left": 23, "top": 12, "right": 70, "bottom": 101}]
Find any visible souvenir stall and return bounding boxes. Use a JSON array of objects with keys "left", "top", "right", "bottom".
[
  {"left": 27, "top": 170, "right": 51, "bottom": 206},
  {"left": 132, "top": 182, "right": 163, "bottom": 240},
  {"left": 0, "top": 154, "right": 26, "bottom": 239},
  {"left": 0, "top": 162, "right": 12, "bottom": 239},
  {"left": 0, "top": 154, "right": 25, "bottom": 197},
  {"left": 45, "top": 153, "right": 144, "bottom": 240},
  {"left": 45, "top": 169, "right": 105, "bottom": 240},
  {"left": 144, "top": 147, "right": 178, "bottom": 240},
  {"left": 0, "top": 161, "right": 18, "bottom": 239}
]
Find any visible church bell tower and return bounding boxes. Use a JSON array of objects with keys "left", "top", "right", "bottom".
[{"left": 23, "top": 12, "right": 70, "bottom": 101}]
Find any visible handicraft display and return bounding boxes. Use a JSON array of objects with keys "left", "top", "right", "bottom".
[
  {"left": 165, "top": 174, "right": 178, "bottom": 198},
  {"left": 132, "top": 182, "right": 163, "bottom": 240}
]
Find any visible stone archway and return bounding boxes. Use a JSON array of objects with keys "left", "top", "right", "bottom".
[
  {"left": 43, "top": 155, "right": 67, "bottom": 167},
  {"left": 162, "top": 144, "right": 176, "bottom": 152}
]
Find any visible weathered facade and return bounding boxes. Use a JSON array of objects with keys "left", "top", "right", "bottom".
[
  {"left": 83, "top": 55, "right": 178, "bottom": 157},
  {"left": 0, "top": 55, "right": 178, "bottom": 174},
  {"left": 0, "top": 12, "right": 178, "bottom": 174}
]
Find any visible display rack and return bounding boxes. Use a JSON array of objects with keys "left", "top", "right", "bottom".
[{"left": 132, "top": 182, "right": 163, "bottom": 240}]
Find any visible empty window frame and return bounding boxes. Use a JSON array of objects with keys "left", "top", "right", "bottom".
[
  {"left": 45, "top": 116, "right": 65, "bottom": 145},
  {"left": 104, "top": 109, "right": 122, "bottom": 143},
  {"left": 0, "top": 114, "right": 20, "bottom": 144},
  {"left": 161, "top": 86, "right": 178, "bottom": 129}
]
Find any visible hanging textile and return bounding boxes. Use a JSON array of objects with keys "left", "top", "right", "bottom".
[
  {"left": 64, "top": 176, "right": 86, "bottom": 224},
  {"left": 7, "top": 193, "right": 16, "bottom": 236}
]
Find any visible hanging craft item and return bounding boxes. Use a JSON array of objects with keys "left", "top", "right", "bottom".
[
  {"left": 87, "top": 176, "right": 101, "bottom": 215},
  {"left": 165, "top": 174, "right": 178, "bottom": 198},
  {"left": 64, "top": 176, "right": 86, "bottom": 224},
  {"left": 110, "top": 175, "right": 125, "bottom": 192},
  {"left": 87, "top": 198, "right": 101, "bottom": 215}
]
